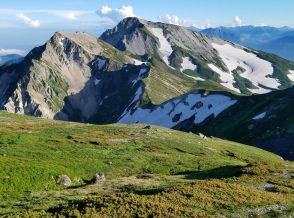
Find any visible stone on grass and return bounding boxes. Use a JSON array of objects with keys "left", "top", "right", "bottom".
[
  {"left": 83, "top": 172, "right": 106, "bottom": 184},
  {"left": 198, "top": 133, "right": 207, "bottom": 139},
  {"left": 143, "top": 125, "right": 151, "bottom": 129},
  {"left": 93, "top": 172, "right": 106, "bottom": 182},
  {"left": 56, "top": 175, "right": 71, "bottom": 187}
]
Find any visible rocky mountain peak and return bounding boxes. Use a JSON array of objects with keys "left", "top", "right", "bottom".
[
  {"left": 49, "top": 32, "right": 103, "bottom": 56},
  {"left": 100, "top": 18, "right": 218, "bottom": 62},
  {"left": 115, "top": 17, "right": 146, "bottom": 30}
]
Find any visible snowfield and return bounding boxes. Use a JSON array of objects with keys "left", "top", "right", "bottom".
[
  {"left": 208, "top": 63, "right": 240, "bottom": 93},
  {"left": 59, "top": 38, "right": 67, "bottom": 46},
  {"left": 287, "top": 70, "right": 294, "bottom": 82},
  {"left": 131, "top": 67, "right": 149, "bottom": 86},
  {"left": 185, "top": 75, "right": 205, "bottom": 81},
  {"left": 180, "top": 57, "right": 203, "bottom": 81},
  {"left": 119, "top": 86, "right": 144, "bottom": 119},
  {"left": 181, "top": 57, "right": 197, "bottom": 72},
  {"left": 149, "top": 27, "right": 173, "bottom": 67},
  {"left": 94, "top": 79, "right": 100, "bottom": 86},
  {"left": 132, "top": 58, "right": 147, "bottom": 66},
  {"left": 119, "top": 92, "right": 237, "bottom": 128},
  {"left": 211, "top": 43, "right": 280, "bottom": 94},
  {"left": 253, "top": 112, "right": 267, "bottom": 120},
  {"left": 95, "top": 58, "right": 107, "bottom": 70}
]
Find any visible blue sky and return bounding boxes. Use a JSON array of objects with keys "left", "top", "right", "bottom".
[{"left": 1, "top": 0, "right": 294, "bottom": 55}]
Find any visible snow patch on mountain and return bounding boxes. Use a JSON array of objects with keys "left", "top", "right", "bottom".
[
  {"left": 120, "top": 86, "right": 144, "bottom": 118},
  {"left": 94, "top": 79, "right": 100, "bottom": 86},
  {"left": 132, "top": 59, "right": 147, "bottom": 66},
  {"left": 208, "top": 63, "right": 240, "bottom": 93},
  {"left": 181, "top": 57, "right": 197, "bottom": 72},
  {"left": 149, "top": 27, "right": 173, "bottom": 67},
  {"left": 59, "top": 38, "right": 67, "bottom": 46},
  {"left": 287, "top": 70, "right": 294, "bottom": 82},
  {"left": 95, "top": 58, "right": 107, "bottom": 70},
  {"left": 139, "top": 68, "right": 148, "bottom": 77},
  {"left": 131, "top": 67, "right": 149, "bottom": 86},
  {"left": 119, "top": 93, "right": 237, "bottom": 128},
  {"left": 185, "top": 75, "right": 205, "bottom": 81},
  {"left": 253, "top": 112, "right": 267, "bottom": 120},
  {"left": 211, "top": 43, "right": 280, "bottom": 94},
  {"left": 180, "top": 57, "right": 203, "bottom": 81}
]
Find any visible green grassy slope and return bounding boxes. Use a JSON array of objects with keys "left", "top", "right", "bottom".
[
  {"left": 139, "top": 56, "right": 239, "bottom": 105},
  {"left": 0, "top": 111, "right": 293, "bottom": 217}
]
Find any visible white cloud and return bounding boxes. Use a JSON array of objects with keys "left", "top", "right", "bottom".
[
  {"left": 116, "top": 6, "right": 136, "bottom": 18},
  {"left": 46, "top": 10, "right": 93, "bottom": 20},
  {"left": 159, "top": 14, "right": 180, "bottom": 25},
  {"left": 157, "top": 14, "right": 214, "bottom": 29},
  {"left": 190, "top": 22, "right": 213, "bottom": 29},
  {"left": 0, "top": 49, "right": 25, "bottom": 56},
  {"left": 97, "top": 5, "right": 136, "bottom": 23},
  {"left": 17, "top": 13, "right": 40, "bottom": 28},
  {"left": 3, "top": 9, "right": 92, "bottom": 21},
  {"left": 101, "top": 6, "right": 112, "bottom": 15},
  {"left": 254, "top": 23, "right": 268, "bottom": 27},
  {"left": 233, "top": 16, "right": 243, "bottom": 27}
]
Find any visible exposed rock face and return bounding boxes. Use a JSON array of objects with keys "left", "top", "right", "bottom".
[
  {"left": 0, "top": 31, "right": 151, "bottom": 123},
  {"left": 2, "top": 32, "right": 105, "bottom": 119},
  {"left": 101, "top": 17, "right": 218, "bottom": 62},
  {"left": 101, "top": 18, "right": 153, "bottom": 55}
]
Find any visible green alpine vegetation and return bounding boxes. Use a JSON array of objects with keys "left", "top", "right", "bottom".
[
  {"left": 0, "top": 111, "right": 293, "bottom": 217},
  {"left": 184, "top": 87, "right": 294, "bottom": 161}
]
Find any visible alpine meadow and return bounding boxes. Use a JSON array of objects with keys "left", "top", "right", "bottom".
[{"left": 0, "top": 1, "right": 294, "bottom": 217}]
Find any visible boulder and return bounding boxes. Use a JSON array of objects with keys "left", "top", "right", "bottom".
[
  {"left": 83, "top": 172, "right": 106, "bottom": 184},
  {"left": 56, "top": 175, "right": 71, "bottom": 187},
  {"left": 93, "top": 172, "right": 106, "bottom": 181},
  {"left": 198, "top": 133, "right": 207, "bottom": 139},
  {"left": 143, "top": 125, "right": 151, "bottom": 129}
]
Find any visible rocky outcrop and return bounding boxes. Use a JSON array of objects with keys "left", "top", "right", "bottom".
[{"left": 0, "top": 31, "right": 151, "bottom": 122}]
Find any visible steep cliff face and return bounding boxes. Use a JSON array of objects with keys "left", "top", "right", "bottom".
[{"left": 0, "top": 32, "right": 150, "bottom": 122}]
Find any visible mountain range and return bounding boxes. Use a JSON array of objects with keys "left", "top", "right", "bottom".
[
  {"left": 199, "top": 25, "right": 294, "bottom": 61},
  {"left": 1, "top": 17, "right": 294, "bottom": 160},
  {"left": 0, "top": 54, "right": 23, "bottom": 66}
]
